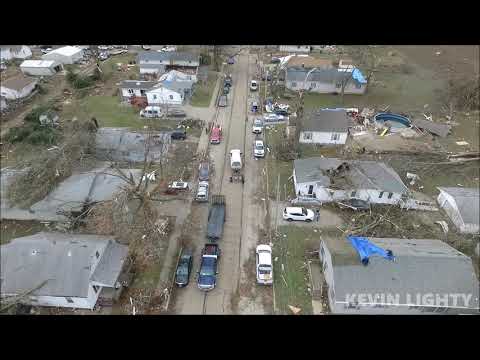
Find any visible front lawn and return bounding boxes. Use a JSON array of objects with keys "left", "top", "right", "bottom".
[{"left": 190, "top": 72, "right": 218, "bottom": 107}]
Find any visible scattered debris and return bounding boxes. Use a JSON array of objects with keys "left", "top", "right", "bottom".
[
  {"left": 456, "top": 141, "right": 470, "bottom": 146},
  {"left": 288, "top": 305, "right": 302, "bottom": 314},
  {"left": 434, "top": 221, "right": 449, "bottom": 234}
]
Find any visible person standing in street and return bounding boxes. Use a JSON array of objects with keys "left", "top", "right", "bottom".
[{"left": 316, "top": 208, "right": 320, "bottom": 222}]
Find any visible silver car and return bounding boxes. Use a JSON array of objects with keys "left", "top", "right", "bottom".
[{"left": 195, "top": 181, "right": 209, "bottom": 202}]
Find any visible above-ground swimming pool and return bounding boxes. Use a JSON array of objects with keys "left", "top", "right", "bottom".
[{"left": 374, "top": 113, "right": 411, "bottom": 131}]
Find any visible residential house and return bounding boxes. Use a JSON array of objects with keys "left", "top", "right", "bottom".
[
  {"left": 279, "top": 45, "right": 311, "bottom": 53},
  {"left": 146, "top": 85, "right": 183, "bottom": 106},
  {"left": 0, "top": 45, "right": 32, "bottom": 62},
  {"left": 118, "top": 80, "right": 157, "bottom": 102},
  {"left": 437, "top": 187, "right": 479, "bottom": 234},
  {"left": 286, "top": 56, "right": 334, "bottom": 70},
  {"left": 285, "top": 67, "right": 367, "bottom": 94},
  {"left": 42, "top": 46, "right": 84, "bottom": 65},
  {"left": 137, "top": 51, "right": 200, "bottom": 81},
  {"left": 319, "top": 236, "right": 479, "bottom": 314},
  {"left": 1, "top": 232, "right": 129, "bottom": 310},
  {"left": 158, "top": 70, "right": 195, "bottom": 99},
  {"left": 299, "top": 109, "right": 350, "bottom": 145},
  {"left": 0, "top": 75, "right": 38, "bottom": 100},
  {"left": 293, "top": 157, "right": 408, "bottom": 204},
  {"left": 20, "top": 60, "right": 63, "bottom": 76}
]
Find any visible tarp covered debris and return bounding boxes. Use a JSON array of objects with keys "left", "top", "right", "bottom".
[{"left": 347, "top": 235, "right": 395, "bottom": 266}]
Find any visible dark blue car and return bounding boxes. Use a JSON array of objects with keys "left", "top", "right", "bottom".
[{"left": 197, "top": 244, "right": 220, "bottom": 291}]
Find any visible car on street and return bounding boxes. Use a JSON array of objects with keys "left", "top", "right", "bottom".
[
  {"left": 256, "top": 245, "right": 273, "bottom": 285},
  {"left": 218, "top": 95, "right": 227, "bottom": 107},
  {"left": 224, "top": 74, "right": 232, "bottom": 87},
  {"left": 283, "top": 207, "right": 315, "bottom": 222},
  {"left": 198, "top": 162, "right": 210, "bottom": 181},
  {"left": 337, "top": 198, "right": 371, "bottom": 211},
  {"left": 210, "top": 125, "right": 222, "bottom": 144},
  {"left": 195, "top": 181, "right": 209, "bottom": 202},
  {"left": 252, "top": 118, "right": 263, "bottom": 134},
  {"left": 175, "top": 250, "right": 193, "bottom": 287},
  {"left": 197, "top": 244, "right": 220, "bottom": 291},
  {"left": 253, "top": 140, "right": 265, "bottom": 158},
  {"left": 250, "top": 80, "right": 258, "bottom": 91},
  {"left": 263, "top": 113, "right": 285, "bottom": 122},
  {"left": 171, "top": 129, "right": 187, "bottom": 140},
  {"left": 223, "top": 85, "right": 230, "bottom": 95}
]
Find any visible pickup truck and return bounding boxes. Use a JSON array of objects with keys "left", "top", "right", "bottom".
[
  {"left": 207, "top": 195, "right": 226, "bottom": 241},
  {"left": 197, "top": 243, "right": 221, "bottom": 291}
]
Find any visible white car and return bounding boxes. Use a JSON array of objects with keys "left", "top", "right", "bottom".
[
  {"left": 256, "top": 244, "right": 273, "bottom": 285},
  {"left": 142, "top": 45, "right": 151, "bottom": 50},
  {"left": 168, "top": 181, "right": 189, "bottom": 190},
  {"left": 263, "top": 113, "right": 285, "bottom": 122},
  {"left": 250, "top": 80, "right": 258, "bottom": 91},
  {"left": 253, "top": 140, "right": 265, "bottom": 158},
  {"left": 195, "top": 181, "right": 209, "bottom": 202},
  {"left": 140, "top": 106, "right": 163, "bottom": 118},
  {"left": 283, "top": 207, "right": 315, "bottom": 222},
  {"left": 252, "top": 118, "right": 263, "bottom": 134}
]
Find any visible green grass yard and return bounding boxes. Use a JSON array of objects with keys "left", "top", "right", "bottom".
[{"left": 190, "top": 72, "right": 218, "bottom": 107}]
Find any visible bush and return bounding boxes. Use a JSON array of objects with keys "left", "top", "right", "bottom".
[{"left": 24, "top": 105, "right": 51, "bottom": 124}]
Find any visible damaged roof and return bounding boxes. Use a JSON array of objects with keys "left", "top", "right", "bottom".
[
  {"left": 302, "top": 109, "right": 349, "bottom": 133},
  {"left": 286, "top": 56, "right": 333, "bottom": 69},
  {"left": 286, "top": 67, "right": 353, "bottom": 83},
  {"left": 1, "top": 232, "right": 127, "bottom": 298},
  {"left": 437, "top": 187, "right": 480, "bottom": 226},
  {"left": 1, "top": 75, "right": 37, "bottom": 91},
  {"left": 411, "top": 118, "right": 451, "bottom": 137},
  {"left": 138, "top": 51, "right": 199, "bottom": 64},
  {"left": 118, "top": 80, "right": 157, "bottom": 89},
  {"left": 321, "top": 236, "right": 479, "bottom": 309},
  {"left": 294, "top": 157, "right": 408, "bottom": 194}
]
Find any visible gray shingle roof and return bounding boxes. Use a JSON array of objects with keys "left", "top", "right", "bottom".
[
  {"left": 294, "top": 157, "right": 408, "bottom": 194},
  {"left": 323, "top": 237, "right": 479, "bottom": 309},
  {"left": 119, "top": 80, "right": 157, "bottom": 89},
  {"left": 138, "top": 51, "right": 199, "bottom": 64},
  {"left": 91, "top": 241, "right": 129, "bottom": 287},
  {"left": 411, "top": 118, "right": 451, "bottom": 137},
  {"left": 302, "top": 109, "right": 349, "bottom": 132},
  {"left": 286, "top": 68, "right": 353, "bottom": 83},
  {"left": 0, "top": 232, "right": 127, "bottom": 298},
  {"left": 437, "top": 187, "right": 480, "bottom": 226}
]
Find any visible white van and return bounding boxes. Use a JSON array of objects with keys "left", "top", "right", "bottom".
[
  {"left": 230, "top": 149, "right": 242, "bottom": 171},
  {"left": 140, "top": 106, "right": 163, "bottom": 118}
]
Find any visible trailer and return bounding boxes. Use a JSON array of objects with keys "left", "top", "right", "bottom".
[{"left": 207, "top": 195, "right": 226, "bottom": 241}]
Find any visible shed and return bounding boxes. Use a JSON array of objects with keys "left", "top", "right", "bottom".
[
  {"left": 42, "top": 46, "right": 84, "bottom": 65},
  {"left": 1, "top": 232, "right": 129, "bottom": 310},
  {"left": 299, "top": 109, "right": 350, "bottom": 145},
  {"left": 20, "top": 59, "right": 63, "bottom": 76},
  {"left": 437, "top": 187, "right": 479, "bottom": 234},
  {"left": 319, "top": 236, "right": 480, "bottom": 314},
  {"left": 0, "top": 75, "right": 38, "bottom": 100}
]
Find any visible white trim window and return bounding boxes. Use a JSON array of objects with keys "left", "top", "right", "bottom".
[
  {"left": 303, "top": 132, "right": 312, "bottom": 140},
  {"left": 127, "top": 89, "right": 134, "bottom": 95},
  {"left": 291, "top": 82, "right": 297, "bottom": 88},
  {"left": 331, "top": 133, "right": 340, "bottom": 141}
]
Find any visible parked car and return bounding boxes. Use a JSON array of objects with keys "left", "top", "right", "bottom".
[
  {"left": 263, "top": 113, "right": 285, "bottom": 122},
  {"left": 337, "top": 198, "right": 371, "bottom": 211},
  {"left": 283, "top": 207, "right": 314, "bottom": 222},
  {"left": 273, "top": 109, "right": 289, "bottom": 116},
  {"left": 195, "top": 181, "right": 209, "bottom": 202},
  {"left": 98, "top": 45, "right": 109, "bottom": 51},
  {"left": 161, "top": 46, "right": 176, "bottom": 52},
  {"left": 223, "top": 85, "right": 230, "bottom": 95},
  {"left": 98, "top": 52, "right": 109, "bottom": 61},
  {"left": 271, "top": 57, "right": 281, "bottom": 64},
  {"left": 207, "top": 195, "right": 226, "bottom": 241},
  {"left": 171, "top": 129, "right": 187, "bottom": 140},
  {"left": 142, "top": 45, "right": 151, "bottom": 50},
  {"left": 253, "top": 140, "right": 265, "bottom": 158},
  {"left": 175, "top": 250, "right": 193, "bottom": 287},
  {"left": 197, "top": 243, "right": 221, "bottom": 291},
  {"left": 256, "top": 245, "right": 273, "bottom": 285},
  {"left": 168, "top": 181, "right": 189, "bottom": 190},
  {"left": 210, "top": 125, "right": 222, "bottom": 144},
  {"left": 224, "top": 75, "right": 232, "bottom": 87},
  {"left": 198, "top": 162, "right": 210, "bottom": 181},
  {"left": 227, "top": 57, "right": 235, "bottom": 65},
  {"left": 140, "top": 106, "right": 163, "bottom": 118},
  {"left": 250, "top": 80, "right": 258, "bottom": 91},
  {"left": 218, "top": 95, "right": 228, "bottom": 107},
  {"left": 252, "top": 118, "right": 263, "bottom": 134}
]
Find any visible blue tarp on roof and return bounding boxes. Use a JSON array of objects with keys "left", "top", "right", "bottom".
[
  {"left": 352, "top": 68, "right": 367, "bottom": 84},
  {"left": 347, "top": 235, "right": 395, "bottom": 266}
]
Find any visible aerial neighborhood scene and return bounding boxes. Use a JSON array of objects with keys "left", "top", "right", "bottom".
[{"left": 1, "top": 44, "right": 479, "bottom": 315}]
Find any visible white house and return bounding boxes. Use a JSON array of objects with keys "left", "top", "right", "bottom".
[
  {"left": 118, "top": 80, "right": 157, "bottom": 102},
  {"left": 0, "top": 45, "right": 32, "bottom": 62},
  {"left": 20, "top": 60, "right": 63, "bottom": 76},
  {"left": 138, "top": 51, "right": 199, "bottom": 81},
  {"left": 42, "top": 46, "right": 84, "bottom": 65},
  {"left": 293, "top": 157, "right": 408, "bottom": 204},
  {"left": 158, "top": 70, "right": 195, "bottom": 98},
  {"left": 146, "top": 85, "right": 183, "bottom": 106},
  {"left": 279, "top": 45, "right": 311, "bottom": 53},
  {"left": 0, "top": 76, "right": 38, "bottom": 100},
  {"left": 0, "top": 232, "right": 129, "bottom": 310},
  {"left": 319, "top": 236, "right": 480, "bottom": 314},
  {"left": 437, "top": 187, "right": 479, "bottom": 234},
  {"left": 299, "top": 109, "right": 349, "bottom": 145}
]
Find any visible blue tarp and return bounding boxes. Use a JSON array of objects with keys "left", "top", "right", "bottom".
[
  {"left": 352, "top": 68, "right": 367, "bottom": 84},
  {"left": 347, "top": 235, "right": 395, "bottom": 266}
]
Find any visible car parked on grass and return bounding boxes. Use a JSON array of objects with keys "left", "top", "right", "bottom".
[
  {"left": 256, "top": 245, "right": 273, "bottom": 285},
  {"left": 252, "top": 118, "right": 263, "bottom": 134},
  {"left": 195, "top": 181, "right": 209, "bottom": 202},
  {"left": 250, "top": 80, "right": 258, "bottom": 91},
  {"left": 198, "top": 162, "right": 210, "bottom": 181},
  {"left": 253, "top": 140, "right": 265, "bottom": 158},
  {"left": 218, "top": 95, "right": 228, "bottom": 107},
  {"left": 175, "top": 250, "right": 193, "bottom": 287},
  {"left": 210, "top": 125, "right": 222, "bottom": 144},
  {"left": 283, "top": 207, "right": 315, "bottom": 222},
  {"left": 263, "top": 113, "right": 285, "bottom": 122},
  {"left": 171, "top": 129, "right": 187, "bottom": 140}
]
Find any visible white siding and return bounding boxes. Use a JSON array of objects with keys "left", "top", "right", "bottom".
[
  {"left": 20, "top": 66, "right": 58, "bottom": 76},
  {"left": 286, "top": 80, "right": 367, "bottom": 94},
  {"left": 120, "top": 88, "right": 148, "bottom": 99},
  {"left": 1, "top": 81, "right": 37, "bottom": 100},
  {"left": 279, "top": 45, "right": 311, "bottom": 53},
  {"left": 20, "top": 284, "right": 100, "bottom": 309},
  {"left": 299, "top": 131, "right": 348, "bottom": 145},
  {"left": 42, "top": 49, "right": 83, "bottom": 65},
  {"left": 146, "top": 88, "right": 183, "bottom": 105}
]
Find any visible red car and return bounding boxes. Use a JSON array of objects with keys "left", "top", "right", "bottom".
[{"left": 210, "top": 126, "right": 222, "bottom": 144}]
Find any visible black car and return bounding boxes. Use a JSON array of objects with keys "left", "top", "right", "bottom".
[
  {"left": 223, "top": 85, "right": 230, "bottom": 95},
  {"left": 171, "top": 129, "right": 187, "bottom": 140},
  {"left": 337, "top": 199, "right": 371, "bottom": 211},
  {"left": 175, "top": 250, "right": 193, "bottom": 287}
]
